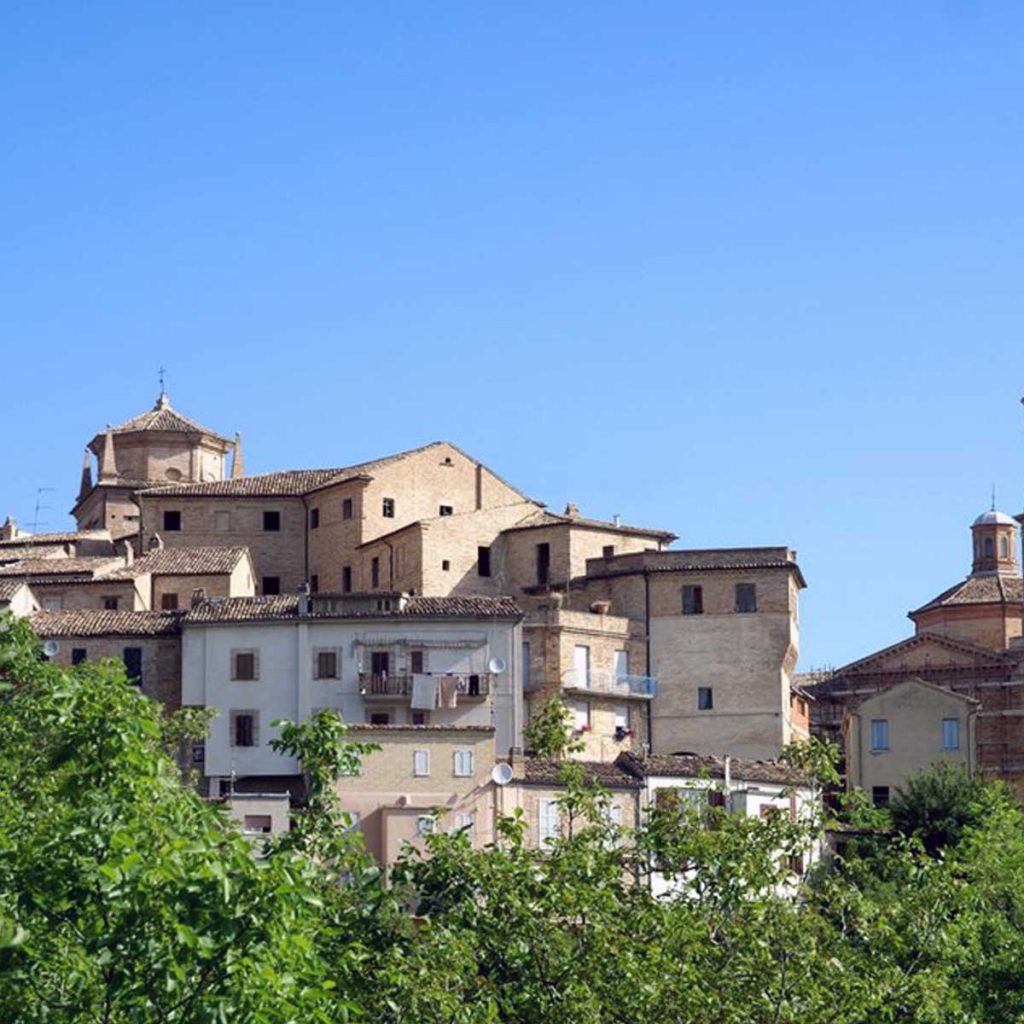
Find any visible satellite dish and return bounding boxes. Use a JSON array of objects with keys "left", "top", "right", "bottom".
[
  {"left": 43, "top": 639, "right": 60, "bottom": 658},
  {"left": 488, "top": 656, "right": 507, "bottom": 674},
  {"left": 491, "top": 763, "right": 514, "bottom": 786}
]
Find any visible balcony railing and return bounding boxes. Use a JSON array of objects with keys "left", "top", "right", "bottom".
[
  {"left": 528, "top": 670, "right": 656, "bottom": 698},
  {"left": 358, "top": 672, "right": 491, "bottom": 700}
]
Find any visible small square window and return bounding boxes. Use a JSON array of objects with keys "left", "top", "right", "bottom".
[
  {"left": 262, "top": 576, "right": 280, "bottom": 595},
  {"left": 413, "top": 749, "right": 430, "bottom": 777},
  {"left": 71, "top": 648, "right": 87, "bottom": 665},
  {"left": 163, "top": 510, "right": 181, "bottom": 532},
  {"left": 735, "top": 583, "right": 757, "bottom": 613},
  {"left": 442, "top": 560, "right": 451, "bottom": 572},
  {"left": 263, "top": 511, "right": 281, "bottom": 532},
  {"left": 161, "top": 593, "right": 179, "bottom": 610},
  {"left": 341, "top": 566, "right": 352, "bottom": 593},
  {"left": 342, "top": 498, "right": 353, "bottom": 520},
  {"left": 102, "top": 596, "right": 119, "bottom": 611},
  {"left": 416, "top": 814, "right": 436, "bottom": 837},
  {"left": 439, "top": 505, "right": 453, "bottom": 517},
  {"left": 315, "top": 650, "right": 338, "bottom": 680},
  {"left": 309, "top": 508, "right": 320, "bottom": 529},
  {"left": 477, "top": 546, "right": 491, "bottom": 577},
  {"left": 871, "top": 785, "right": 890, "bottom": 807},
  {"left": 603, "top": 545, "right": 615, "bottom": 558},
  {"left": 382, "top": 497, "right": 395, "bottom": 518},
  {"left": 682, "top": 585, "right": 704, "bottom": 615},
  {"left": 411, "top": 710, "right": 428, "bottom": 726},
  {"left": 233, "top": 650, "right": 258, "bottom": 681},
  {"left": 697, "top": 687, "right": 713, "bottom": 710}
]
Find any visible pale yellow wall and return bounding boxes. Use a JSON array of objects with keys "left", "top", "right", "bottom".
[
  {"left": 846, "top": 681, "right": 976, "bottom": 796},
  {"left": 503, "top": 781, "right": 639, "bottom": 850}
]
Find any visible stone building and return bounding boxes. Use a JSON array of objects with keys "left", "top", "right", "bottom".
[
  {"left": 72, "top": 392, "right": 237, "bottom": 540},
  {"left": 805, "top": 509, "right": 1024, "bottom": 798}
]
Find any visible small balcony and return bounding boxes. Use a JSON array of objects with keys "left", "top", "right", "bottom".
[
  {"left": 358, "top": 672, "right": 491, "bottom": 701},
  {"left": 531, "top": 670, "right": 656, "bottom": 699}
]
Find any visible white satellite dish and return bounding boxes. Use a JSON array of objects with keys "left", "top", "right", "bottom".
[
  {"left": 43, "top": 639, "right": 60, "bottom": 658},
  {"left": 488, "top": 656, "right": 507, "bottom": 674},
  {"left": 491, "top": 763, "right": 513, "bottom": 786}
]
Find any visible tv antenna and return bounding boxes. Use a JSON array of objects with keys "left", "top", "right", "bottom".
[{"left": 28, "top": 487, "right": 55, "bottom": 532}]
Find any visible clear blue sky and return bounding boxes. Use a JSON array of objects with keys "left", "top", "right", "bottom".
[{"left": 2, "top": 3, "right": 1023, "bottom": 668}]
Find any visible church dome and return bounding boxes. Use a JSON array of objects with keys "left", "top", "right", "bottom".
[{"left": 972, "top": 509, "right": 1017, "bottom": 528}]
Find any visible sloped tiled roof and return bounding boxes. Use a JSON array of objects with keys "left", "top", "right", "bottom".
[
  {"left": 583, "top": 547, "right": 806, "bottom": 587},
  {"left": 0, "top": 557, "right": 123, "bottom": 580},
  {"left": 911, "top": 574, "right": 1024, "bottom": 615},
  {"left": 506, "top": 508, "right": 676, "bottom": 541},
  {"left": 0, "top": 545, "right": 67, "bottom": 564},
  {"left": 184, "top": 594, "right": 522, "bottom": 624},
  {"left": 110, "top": 395, "right": 229, "bottom": 440},
  {"left": 108, "top": 546, "right": 249, "bottom": 579},
  {"left": 0, "top": 580, "right": 32, "bottom": 601},
  {"left": 615, "top": 750, "right": 810, "bottom": 786},
  {"left": 0, "top": 530, "right": 108, "bottom": 547},
  {"left": 29, "top": 609, "right": 182, "bottom": 637},
  {"left": 522, "top": 758, "right": 641, "bottom": 789},
  {"left": 141, "top": 468, "right": 352, "bottom": 498}
]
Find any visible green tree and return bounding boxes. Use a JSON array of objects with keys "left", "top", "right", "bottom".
[
  {"left": 522, "top": 695, "right": 582, "bottom": 760},
  {"left": 889, "top": 762, "right": 988, "bottom": 855}
]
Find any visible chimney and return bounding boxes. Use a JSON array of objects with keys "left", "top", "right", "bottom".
[
  {"left": 191, "top": 587, "right": 208, "bottom": 609},
  {"left": 99, "top": 427, "right": 118, "bottom": 482},
  {"left": 231, "top": 433, "right": 245, "bottom": 480},
  {"left": 613, "top": 514, "right": 621, "bottom": 528},
  {"left": 0, "top": 516, "right": 17, "bottom": 542},
  {"left": 78, "top": 449, "right": 93, "bottom": 500},
  {"left": 564, "top": 502, "right": 580, "bottom": 519}
]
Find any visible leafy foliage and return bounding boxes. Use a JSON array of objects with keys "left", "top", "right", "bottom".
[{"left": 3, "top": 612, "right": 1024, "bottom": 1021}]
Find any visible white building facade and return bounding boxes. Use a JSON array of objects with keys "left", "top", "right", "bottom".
[{"left": 181, "top": 592, "right": 523, "bottom": 790}]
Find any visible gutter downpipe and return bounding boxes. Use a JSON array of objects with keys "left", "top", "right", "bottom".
[{"left": 644, "top": 569, "right": 653, "bottom": 751}]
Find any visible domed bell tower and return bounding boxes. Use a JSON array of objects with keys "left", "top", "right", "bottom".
[{"left": 971, "top": 509, "right": 1018, "bottom": 577}]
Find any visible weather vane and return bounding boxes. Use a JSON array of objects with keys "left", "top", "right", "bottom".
[{"left": 158, "top": 366, "right": 166, "bottom": 395}]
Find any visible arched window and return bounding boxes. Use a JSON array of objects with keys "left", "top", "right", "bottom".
[
  {"left": 1000, "top": 536, "right": 1009, "bottom": 558},
  {"left": 984, "top": 537, "right": 994, "bottom": 558}
]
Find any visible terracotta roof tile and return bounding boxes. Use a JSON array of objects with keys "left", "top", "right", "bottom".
[
  {"left": 912, "top": 574, "right": 1024, "bottom": 615},
  {"left": 522, "top": 758, "right": 641, "bottom": 789},
  {"left": 183, "top": 594, "right": 521, "bottom": 624},
  {"left": 109, "top": 395, "right": 229, "bottom": 440},
  {"left": 29, "top": 609, "right": 182, "bottom": 638},
  {"left": 584, "top": 548, "right": 807, "bottom": 587},
  {"left": 0, "top": 530, "right": 108, "bottom": 547},
  {"left": 107, "top": 546, "right": 249, "bottom": 579},
  {"left": 615, "top": 750, "right": 810, "bottom": 786},
  {"left": 0, "top": 580, "right": 31, "bottom": 602},
  {"left": 506, "top": 509, "right": 676, "bottom": 541},
  {"left": 0, "top": 557, "right": 123, "bottom": 580}
]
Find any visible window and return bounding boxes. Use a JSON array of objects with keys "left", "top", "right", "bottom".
[
  {"left": 102, "top": 596, "right": 119, "bottom": 611},
  {"left": 310, "top": 574, "right": 319, "bottom": 593},
  {"left": 341, "top": 565, "right": 352, "bottom": 593},
  {"left": 536, "top": 543, "right": 551, "bottom": 585},
  {"left": 573, "top": 645, "right": 590, "bottom": 688},
  {"left": 232, "top": 711, "right": 257, "bottom": 747},
  {"left": 569, "top": 700, "right": 590, "bottom": 732},
  {"left": 1000, "top": 536, "right": 1009, "bottom": 558},
  {"left": 161, "top": 593, "right": 179, "bottom": 610},
  {"left": 614, "top": 705, "right": 630, "bottom": 738},
  {"left": 477, "top": 546, "right": 491, "bottom": 577},
  {"left": 370, "top": 557, "right": 380, "bottom": 589},
  {"left": 539, "top": 799, "right": 561, "bottom": 845},
  {"left": 416, "top": 814, "right": 436, "bottom": 837},
  {"left": 453, "top": 749, "right": 475, "bottom": 777},
  {"left": 43, "top": 597, "right": 62, "bottom": 612},
  {"left": 787, "top": 853, "right": 805, "bottom": 875},
  {"left": 213, "top": 510, "right": 231, "bottom": 532},
  {"left": 984, "top": 537, "right": 994, "bottom": 558},
  {"left": 682, "top": 585, "right": 704, "bottom": 615},
  {"left": 441, "top": 559, "right": 451, "bottom": 572},
  {"left": 411, "top": 711, "right": 429, "bottom": 726},
  {"left": 342, "top": 497, "right": 353, "bottom": 520},
  {"left": 735, "top": 583, "right": 757, "bottom": 613},
  {"left": 413, "top": 749, "right": 430, "bottom": 777},
  {"left": 243, "top": 814, "right": 272, "bottom": 835},
  {"left": 71, "top": 648, "right": 87, "bottom": 665},
  {"left": 263, "top": 510, "right": 281, "bottom": 531},
  {"left": 369, "top": 712, "right": 391, "bottom": 725},
  {"left": 439, "top": 504, "right": 453, "bottom": 516},
  {"left": 123, "top": 647, "right": 142, "bottom": 685},
  {"left": 232, "top": 650, "right": 259, "bottom": 681},
  {"left": 522, "top": 640, "right": 531, "bottom": 689},
  {"left": 163, "top": 510, "right": 181, "bottom": 531},
  {"left": 411, "top": 650, "right": 425, "bottom": 674},
  {"left": 872, "top": 785, "right": 890, "bottom": 807},
  {"left": 602, "top": 545, "right": 615, "bottom": 558},
  {"left": 870, "top": 718, "right": 889, "bottom": 752},
  {"left": 262, "top": 576, "right": 280, "bottom": 595},
  {"left": 697, "top": 687, "right": 714, "bottom": 710},
  {"left": 309, "top": 507, "right": 319, "bottom": 529},
  {"left": 315, "top": 650, "right": 338, "bottom": 680},
  {"left": 942, "top": 717, "right": 961, "bottom": 751},
  {"left": 452, "top": 811, "right": 476, "bottom": 841},
  {"left": 614, "top": 649, "right": 629, "bottom": 681},
  {"left": 382, "top": 497, "right": 395, "bottom": 518}
]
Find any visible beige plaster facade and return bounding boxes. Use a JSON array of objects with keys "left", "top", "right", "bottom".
[{"left": 844, "top": 678, "right": 978, "bottom": 803}]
